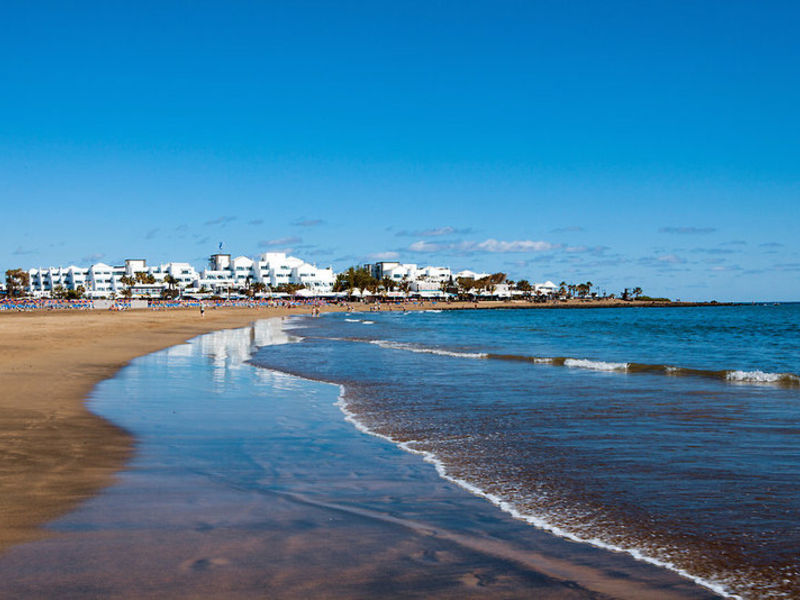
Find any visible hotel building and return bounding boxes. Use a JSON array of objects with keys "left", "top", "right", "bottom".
[{"left": 25, "top": 252, "right": 335, "bottom": 298}]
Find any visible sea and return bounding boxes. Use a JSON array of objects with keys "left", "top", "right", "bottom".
[{"left": 250, "top": 304, "right": 800, "bottom": 599}]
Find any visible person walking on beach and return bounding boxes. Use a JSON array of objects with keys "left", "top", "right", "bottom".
[{"left": 200, "top": 304, "right": 205, "bottom": 317}]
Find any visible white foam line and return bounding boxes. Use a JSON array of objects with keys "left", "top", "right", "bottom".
[
  {"left": 370, "top": 339, "right": 488, "bottom": 359},
  {"left": 268, "top": 316, "right": 739, "bottom": 598},
  {"left": 563, "top": 358, "right": 630, "bottom": 372},
  {"left": 333, "top": 387, "right": 739, "bottom": 600},
  {"left": 725, "top": 369, "right": 798, "bottom": 384}
]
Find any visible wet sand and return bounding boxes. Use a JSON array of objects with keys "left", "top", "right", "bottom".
[
  {"left": 0, "top": 322, "right": 719, "bottom": 599},
  {"left": 0, "top": 306, "right": 321, "bottom": 554}
]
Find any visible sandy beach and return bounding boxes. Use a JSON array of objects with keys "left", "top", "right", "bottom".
[
  {"left": 0, "top": 307, "right": 261, "bottom": 553},
  {"left": 0, "top": 314, "right": 722, "bottom": 599},
  {"left": 0, "top": 298, "right": 725, "bottom": 557}
]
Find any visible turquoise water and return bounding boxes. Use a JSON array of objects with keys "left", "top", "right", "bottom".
[{"left": 251, "top": 305, "right": 800, "bottom": 599}]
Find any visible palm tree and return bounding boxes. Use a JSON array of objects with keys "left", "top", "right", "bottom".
[
  {"left": 164, "top": 274, "right": 178, "bottom": 290},
  {"left": 163, "top": 274, "right": 179, "bottom": 299},
  {"left": 251, "top": 282, "right": 266, "bottom": 297},
  {"left": 381, "top": 276, "right": 394, "bottom": 291},
  {"left": 119, "top": 275, "right": 135, "bottom": 298}
]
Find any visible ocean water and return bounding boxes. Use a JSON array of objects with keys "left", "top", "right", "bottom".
[{"left": 250, "top": 304, "right": 800, "bottom": 599}]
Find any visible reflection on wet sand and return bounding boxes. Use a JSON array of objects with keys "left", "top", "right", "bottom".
[{"left": 0, "top": 320, "right": 718, "bottom": 599}]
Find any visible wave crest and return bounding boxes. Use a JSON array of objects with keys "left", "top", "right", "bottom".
[
  {"left": 563, "top": 358, "right": 630, "bottom": 372},
  {"left": 370, "top": 340, "right": 488, "bottom": 359}
]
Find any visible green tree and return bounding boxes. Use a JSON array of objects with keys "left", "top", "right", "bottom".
[
  {"left": 4, "top": 269, "right": 30, "bottom": 297},
  {"left": 516, "top": 279, "right": 532, "bottom": 298},
  {"left": 456, "top": 277, "right": 476, "bottom": 299},
  {"left": 334, "top": 266, "right": 377, "bottom": 297},
  {"left": 65, "top": 286, "right": 85, "bottom": 300},
  {"left": 164, "top": 274, "right": 179, "bottom": 290},
  {"left": 119, "top": 275, "right": 135, "bottom": 298}
]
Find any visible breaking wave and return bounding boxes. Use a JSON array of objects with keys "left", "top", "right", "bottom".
[
  {"left": 369, "top": 340, "right": 488, "bottom": 359},
  {"left": 364, "top": 341, "right": 800, "bottom": 388}
]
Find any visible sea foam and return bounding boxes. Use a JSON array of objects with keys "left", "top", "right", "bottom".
[
  {"left": 331, "top": 385, "right": 739, "bottom": 600},
  {"left": 563, "top": 358, "right": 629, "bottom": 372},
  {"left": 725, "top": 369, "right": 799, "bottom": 385},
  {"left": 369, "top": 340, "right": 487, "bottom": 359}
]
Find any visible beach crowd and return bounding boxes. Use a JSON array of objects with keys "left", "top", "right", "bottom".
[{"left": 0, "top": 297, "right": 341, "bottom": 312}]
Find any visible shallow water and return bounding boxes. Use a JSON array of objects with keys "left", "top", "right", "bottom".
[{"left": 250, "top": 306, "right": 800, "bottom": 599}]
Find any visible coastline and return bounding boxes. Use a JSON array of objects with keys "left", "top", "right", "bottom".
[
  {"left": 0, "top": 317, "right": 720, "bottom": 599},
  {"left": 0, "top": 299, "right": 731, "bottom": 556}
]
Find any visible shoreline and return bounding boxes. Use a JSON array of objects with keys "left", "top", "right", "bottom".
[
  {"left": 0, "top": 318, "right": 719, "bottom": 599},
  {"left": 0, "top": 300, "right": 736, "bottom": 556}
]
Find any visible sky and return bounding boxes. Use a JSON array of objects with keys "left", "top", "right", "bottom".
[{"left": 1, "top": 1, "right": 798, "bottom": 301}]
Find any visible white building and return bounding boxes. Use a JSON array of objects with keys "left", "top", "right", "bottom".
[
  {"left": 24, "top": 251, "right": 334, "bottom": 298},
  {"left": 454, "top": 269, "right": 490, "bottom": 281},
  {"left": 198, "top": 252, "right": 335, "bottom": 295},
  {"left": 534, "top": 281, "right": 559, "bottom": 296}
]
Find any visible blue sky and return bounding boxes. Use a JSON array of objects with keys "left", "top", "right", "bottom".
[{"left": 1, "top": 1, "right": 798, "bottom": 301}]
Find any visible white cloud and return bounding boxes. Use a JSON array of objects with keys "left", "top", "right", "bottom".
[
  {"left": 260, "top": 236, "right": 302, "bottom": 247},
  {"left": 658, "top": 226, "right": 716, "bottom": 235},
  {"left": 657, "top": 254, "right": 686, "bottom": 264},
  {"left": 396, "top": 226, "right": 475, "bottom": 238},
  {"left": 473, "top": 239, "right": 556, "bottom": 253},
  {"left": 292, "top": 218, "right": 325, "bottom": 227},
  {"left": 406, "top": 238, "right": 558, "bottom": 255},
  {"left": 408, "top": 240, "right": 442, "bottom": 252},
  {"left": 368, "top": 251, "right": 400, "bottom": 260}
]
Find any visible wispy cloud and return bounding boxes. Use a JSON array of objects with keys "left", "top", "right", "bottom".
[
  {"left": 292, "top": 218, "right": 325, "bottom": 227},
  {"left": 690, "top": 247, "right": 736, "bottom": 255},
  {"left": 248, "top": 219, "right": 264, "bottom": 226},
  {"left": 775, "top": 262, "right": 800, "bottom": 271},
  {"left": 406, "top": 238, "right": 558, "bottom": 255},
  {"left": 759, "top": 242, "right": 784, "bottom": 248},
  {"left": 205, "top": 215, "right": 237, "bottom": 226},
  {"left": 333, "top": 254, "right": 358, "bottom": 264},
  {"left": 471, "top": 239, "right": 557, "bottom": 253},
  {"left": 368, "top": 251, "right": 400, "bottom": 260},
  {"left": 720, "top": 240, "right": 747, "bottom": 246},
  {"left": 550, "top": 226, "right": 584, "bottom": 233},
  {"left": 260, "top": 236, "right": 302, "bottom": 247},
  {"left": 639, "top": 253, "right": 687, "bottom": 267},
  {"left": 81, "top": 252, "right": 105, "bottom": 263},
  {"left": 145, "top": 228, "right": 160, "bottom": 240},
  {"left": 12, "top": 246, "right": 38, "bottom": 256},
  {"left": 408, "top": 240, "right": 443, "bottom": 253},
  {"left": 396, "top": 226, "right": 475, "bottom": 238},
  {"left": 658, "top": 226, "right": 716, "bottom": 235},
  {"left": 564, "top": 245, "right": 609, "bottom": 255}
]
